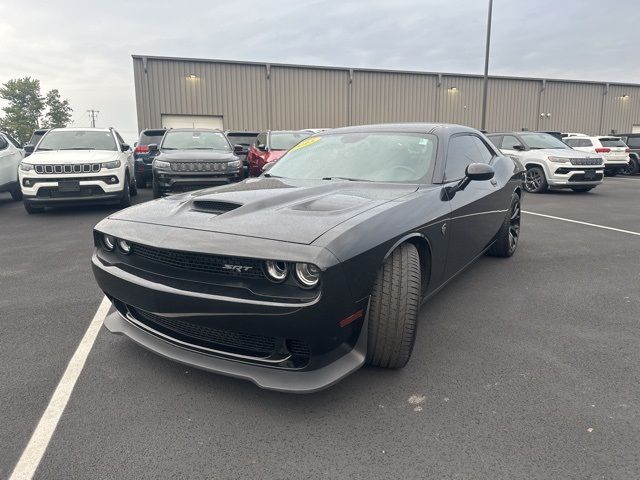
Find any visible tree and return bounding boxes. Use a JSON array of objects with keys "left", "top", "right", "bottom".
[
  {"left": 42, "top": 89, "right": 73, "bottom": 129},
  {"left": 0, "top": 77, "right": 44, "bottom": 144}
]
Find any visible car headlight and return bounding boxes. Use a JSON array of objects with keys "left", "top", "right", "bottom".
[
  {"left": 154, "top": 160, "right": 171, "bottom": 169},
  {"left": 264, "top": 260, "right": 288, "bottom": 282},
  {"left": 548, "top": 156, "right": 569, "bottom": 163},
  {"left": 19, "top": 162, "right": 34, "bottom": 172},
  {"left": 101, "top": 160, "right": 121, "bottom": 169},
  {"left": 294, "top": 263, "right": 321, "bottom": 288},
  {"left": 101, "top": 234, "right": 116, "bottom": 251},
  {"left": 227, "top": 160, "right": 242, "bottom": 169}
]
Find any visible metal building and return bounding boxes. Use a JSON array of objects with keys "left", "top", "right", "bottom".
[{"left": 133, "top": 55, "right": 640, "bottom": 135}]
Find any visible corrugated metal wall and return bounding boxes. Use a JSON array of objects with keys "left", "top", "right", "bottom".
[{"left": 133, "top": 56, "right": 640, "bottom": 135}]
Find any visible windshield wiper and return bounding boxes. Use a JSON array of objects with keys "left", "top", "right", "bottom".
[
  {"left": 263, "top": 173, "right": 283, "bottom": 178},
  {"left": 61, "top": 147, "right": 96, "bottom": 150},
  {"left": 322, "top": 176, "right": 370, "bottom": 182}
]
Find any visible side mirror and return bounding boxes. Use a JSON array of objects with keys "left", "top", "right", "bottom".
[
  {"left": 148, "top": 144, "right": 159, "bottom": 152},
  {"left": 257, "top": 143, "right": 267, "bottom": 151},
  {"left": 120, "top": 143, "right": 130, "bottom": 152},
  {"left": 466, "top": 162, "right": 495, "bottom": 182},
  {"left": 512, "top": 144, "right": 525, "bottom": 151},
  {"left": 233, "top": 144, "right": 244, "bottom": 154},
  {"left": 24, "top": 144, "right": 35, "bottom": 154}
]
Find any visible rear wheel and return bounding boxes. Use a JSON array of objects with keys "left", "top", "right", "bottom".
[
  {"left": 24, "top": 201, "right": 44, "bottom": 214},
  {"left": 622, "top": 158, "right": 639, "bottom": 175},
  {"left": 366, "top": 243, "right": 421, "bottom": 369},
  {"left": 10, "top": 188, "right": 22, "bottom": 201},
  {"left": 524, "top": 166, "right": 547, "bottom": 193},
  {"left": 130, "top": 174, "right": 138, "bottom": 197},
  {"left": 487, "top": 193, "right": 520, "bottom": 257},
  {"left": 571, "top": 186, "right": 594, "bottom": 193}
]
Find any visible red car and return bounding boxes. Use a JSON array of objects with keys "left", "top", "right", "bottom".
[{"left": 247, "top": 130, "right": 311, "bottom": 176}]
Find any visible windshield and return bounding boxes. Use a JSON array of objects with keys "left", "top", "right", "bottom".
[
  {"left": 520, "top": 133, "right": 570, "bottom": 150},
  {"left": 270, "top": 132, "right": 311, "bottom": 150},
  {"left": 162, "top": 131, "right": 231, "bottom": 151},
  {"left": 267, "top": 132, "right": 436, "bottom": 183},
  {"left": 139, "top": 130, "right": 166, "bottom": 146},
  {"left": 226, "top": 133, "right": 258, "bottom": 146},
  {"left": 600, "top": 138, "right": 626, "bottom": 147},
  {"left": 37, "top": 130, "right": 117, "bottom": 151}
]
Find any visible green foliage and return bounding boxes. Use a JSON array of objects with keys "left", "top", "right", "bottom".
[
  {"left": 42, "top": 89, "right": 73, "bottom": 129},
  {"left": 0, "top": 77, "right": 73, "bottom": 144}
]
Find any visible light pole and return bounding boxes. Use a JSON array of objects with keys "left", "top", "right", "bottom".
[{"left": 480, "top": 0, "right": 493, "bottom": 131}]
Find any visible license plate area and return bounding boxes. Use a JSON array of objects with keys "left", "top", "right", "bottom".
[
  {"left": 58, "top": 180, "right": 80, "bottom": 192},
  {"left": 583, "top": 170, "right": 596, "bottom": 180}
]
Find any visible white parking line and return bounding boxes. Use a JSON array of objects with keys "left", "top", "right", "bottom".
[
  {"left": 523, "top": 210, "right": 640, "bottom": 237},
  {"left": 9, "top": 296, "right": 111, "bottom": 480}
]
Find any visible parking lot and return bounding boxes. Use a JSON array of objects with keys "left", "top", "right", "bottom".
[{"left": 1, "top": 177, "right": 639, "bottom": 479}]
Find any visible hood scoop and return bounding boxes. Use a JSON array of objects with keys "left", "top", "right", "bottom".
[{"left": 192, "top": 200, "right": 243, "bottom": 215}]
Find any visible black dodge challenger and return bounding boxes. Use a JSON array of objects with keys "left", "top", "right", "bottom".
[{"left": 92, "top": 123, "right": 524, "bottom": 393}]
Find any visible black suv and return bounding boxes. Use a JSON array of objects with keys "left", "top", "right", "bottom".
[
  {"left": 151, "top": 128, "right": 243, "bottom": 198},
  {"left": 133, "top": 128, "right": 166, "bottom": 187},
  {"left": 24, "top": 129, "right": 48, "bottom": 157},
  {"left": 619, "top": 134, "right": 640, "bottom": 175},
  {"left": 224, "top": 131, "right": 259, "bottom": 177}
]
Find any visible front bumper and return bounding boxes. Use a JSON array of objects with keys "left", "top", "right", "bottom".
[
  {"left": 20, "top": 171, "right": 126, "bottom": 206},
  {"left": 91, "top": 230, "right": 368, "bottom": 392},
  {"left": 154, "top": 170, "right": 243, "bottom": 195},
  {"left": 546, "top": 167, "right": 604, "bottom": 187}
]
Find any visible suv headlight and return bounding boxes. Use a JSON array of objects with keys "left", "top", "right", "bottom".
[
  {"left": 548, "top": 156, "right": 569, "bottom": 163},
  {"left": 227, "top": 160, "right": 242, "bottom": 169},
  {"left": 101, "top": 160, "right": 121, "bottom": 169},
  {"left": 19, "top": 162, "right": 34, "bottom": 172},
  {"left": 154, "top": 160, "right": 171, "bottom": 169}
]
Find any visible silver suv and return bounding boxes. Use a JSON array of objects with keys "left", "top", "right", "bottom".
[{"left": 487, "top": 132, "right": 603, "bottom": 193}]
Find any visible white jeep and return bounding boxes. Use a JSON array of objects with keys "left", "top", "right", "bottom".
[{"left": 19, "top": 127, "right": 136, "bottom": 213}]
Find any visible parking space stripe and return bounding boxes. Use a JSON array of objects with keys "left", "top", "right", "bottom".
[
  {"left": 523, "top": 210, "right": 640, "bottom": 237},
  {"left": 9, "top": 296, "right": 111, "bottom": 480}
]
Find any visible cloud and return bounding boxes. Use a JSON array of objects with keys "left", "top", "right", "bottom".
[{"left": 1, "top": 0, "right": 637, "bottom": 143}]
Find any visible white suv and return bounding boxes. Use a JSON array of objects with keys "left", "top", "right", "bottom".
[
  {"left": 487, "top": 132, "right": 604, "bottom": 193},
  {"left": 19, "top": 127, "right": 136, "bottom": 214},
  {"left": 563, "top": 136, "right": 630, "bottom": 176},
  {"left": 0, "top": 131, "right": 24, "bottom": 201}
]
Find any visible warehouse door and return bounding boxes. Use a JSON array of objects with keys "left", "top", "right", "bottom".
[
  {"left": 632, "top": 125, "right": 640, "bottom": 133},
  {"left": 161, "top": 114, "right": 223, "bottom": 130}
]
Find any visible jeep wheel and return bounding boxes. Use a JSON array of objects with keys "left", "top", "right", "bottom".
[
  {"left": 120, "top": 174, "right": 131, "bottom": 208},
  {"left": 487, "top": 193, "right": 520, "bottom": 257},
  {"left": 366, "top": 243, "right": 421, "bottom": 369},
  {"left": 152, "top": 178, "right": 161, "bottom": 199},
  {"left": 24, "top": 201, "right": 44, "bottom": 214},
  {"left": 130, "top": 175, "right": 138, "bottom": 197},
  {"left": 10, "top": 188, "right": 23, "bottom": 201},
  {"left": 524, "top": 166, "right": 547, "bottom": 193}
]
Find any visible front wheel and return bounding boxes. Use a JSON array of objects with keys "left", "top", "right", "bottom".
[
  {"left": 130, "top": 175, "right": 138, "bottom": 197},
  {"left": 487, "top": 193, "right": 521, "bottom": 257},
  {"left": 11, "top": 188, "right": 22, "bottom": 201},
  {"left": 24, "top": 201, "right": 44, "bottom": 214},
  {"left": 152, "top": 178, "right": 161, "bottom": 199},
  {"left": 524, "top": 166, "right": 547, "bottom": 193},
  {"left": 366, "top": 243, "right": 421, "bottom": 369},
  {"left": 119, "top": 175, "right": 131, "bottom": 207}
]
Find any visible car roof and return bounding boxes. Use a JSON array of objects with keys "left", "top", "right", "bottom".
[
  {"left": 165, "top": 128, "right": 223, "bottom": 132},
  {"left": 315, "top": 123, "right": 479, "bottom": 136},
  {"left": 226, "top": 131, "right": 259, "bottom": 135},
  {"left": 49, "top": 127, "right": 112, "bottom": 132}
]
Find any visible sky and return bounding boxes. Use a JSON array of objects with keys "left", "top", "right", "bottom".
[{"left": 1, "top": 0, "right": 638, "bottom": 144}]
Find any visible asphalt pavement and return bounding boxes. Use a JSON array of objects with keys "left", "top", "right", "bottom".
[{"left": 1, "top": 178, "right": 639, "bottom": 479}]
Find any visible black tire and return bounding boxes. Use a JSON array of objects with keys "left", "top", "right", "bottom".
[
  {"left": 24, "top": 201, "right": 44, "bottom": 214},
  {"left": 366, "top": 243, "right": 421, "bottom": 369},
  {"left": 120, "top": 174, "right": 131, "bottom": 207},
  {"left": 152, "top": 178, "right": 161, "bottom": 199},
  {"left": 10, "top": 188, "right": 23, "bottom": 201},
  {"left": 135, "top": 174, "right": 146, "bottom": 188},
  {"left": 130, "top": 174, "right": 138, "bottom": 197},
  {"left": 622, "top": 158, "right": 639, "bottom": 176},
  {"left": 487, "top": 193, "right": 520, "bottom": 257},
  {"left": 604, "top": 170, "right": 617, "bottom": 177},
  {"left": 524, "top": 166, "right": 548, "bottom": 193},
  {"left": 571, "top": 186, "right": 594, "bottom": 193}
]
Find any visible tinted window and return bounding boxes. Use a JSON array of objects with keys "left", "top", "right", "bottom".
[
  {"left": 37, "top": 130, "right": 117, "bottom": 151},
  {"left": 519, "top": 133, "right": 570, "bottom": 150},
  {"left": 226, "top": 133, "right": 258, "bottom": 146},
  {"left": 28, "top": 131, "right": 47, "bottom": 146},
  {"left": 501, "top": 135, "right": 522, "bottom": 150},
  {"left": 162, "top": 130, "right": 231, "bottom": 151},
  {"left": 268, "top": 132, "right": 436, "bottom": 183},
  {"left": 486, "top": 135, "right": 502, "bottom": 148},
  {"left": 565, "top": 138, "right": 592, "bottom": 147},
  {"left": 599, "top": 138, "right": 626, "bottom": 147},
  {"left": 255, "top": 133, "right": 267, "bottom": 148},
  {"left": 445, "top": 135, "right": 490, "bottom": 181},
  {"left": 0, "top": 135, "right": 8, "bottom": 150},
  {"left": 626, "top": 137, "right": 640, "bottom": 148},
  {"left": 270, "top": 132, "right": 311, "bottom": 150},
  {"left": 138, "top": 129, "right": 166, "bottom": 146},
  {"left": 472, "top": 137, "right": 494, "bottom": 163}
]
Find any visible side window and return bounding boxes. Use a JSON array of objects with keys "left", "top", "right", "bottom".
[
  {"left": 501, "top": 135, "right": 522, "bottom": 150},
  {"left": 114, "top": 131, "right": 126, "bottom": 146},
  {"left": 472, "top": 137, "right": 495, "bottom": 163},
  {"left": 0, "top": 135, "right": 8, "bottom": 150},
  {"left": 564, "top": 138, "right": 577, "bottom": 147},
  {"left": 445, "top": 135, "right": 487, "bottom": 181},
  {"left": 487, "top": 135, "right": 502, "bottom": 148},
  {"left": 256, "top": 133, "right": 267, "bottom": 149}
]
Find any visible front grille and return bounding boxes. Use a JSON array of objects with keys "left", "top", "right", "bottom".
[
  {"left": 193, "top": 200, "right": 242, "bottom": 214},
  {"left": 568, "top": 172, "right": 603, "bottom": 182},
  {"left": 35, "top": 163, "right": 101, "bottom": 174},
  {"left": 569, "top": 158, "right": 602, "bottom": 166},
  {"left": 127, "top": 306, "right": 311, "bottom": 366},
  {"left": 171, "top": 162, "right": 228, "bottom": 172},
  {"left": 37, "top": 186, "right": 106, "bottom": 198},
  {"left": 130, "top": 243, "right": 265, "bottom": 279}
]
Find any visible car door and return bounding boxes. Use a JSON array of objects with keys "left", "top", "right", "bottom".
[
  {"left": 499, "top": 134, "right": 525, "bottom": 160},
  {"left": 443, "top": 134, "right": 505, "bottom": 278},
  {"left": 114, "top": 130, "right": 133, "bottom": 173},
  {"left": 0, "top": 134, "right": 22, "bottom": 187}
]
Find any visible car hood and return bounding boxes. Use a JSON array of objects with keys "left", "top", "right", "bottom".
[
  {"left": 26, "top": 150, "right": 120, "bottom": 164},
  {"left": 525, "top": 149, "right": 601, "bottom": 159},
  {"left": 157, "top": 150, "right": 237, "bottom": 163},
  {"left": 108, "top": 177, "right": 419, "bottom": 245}
]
